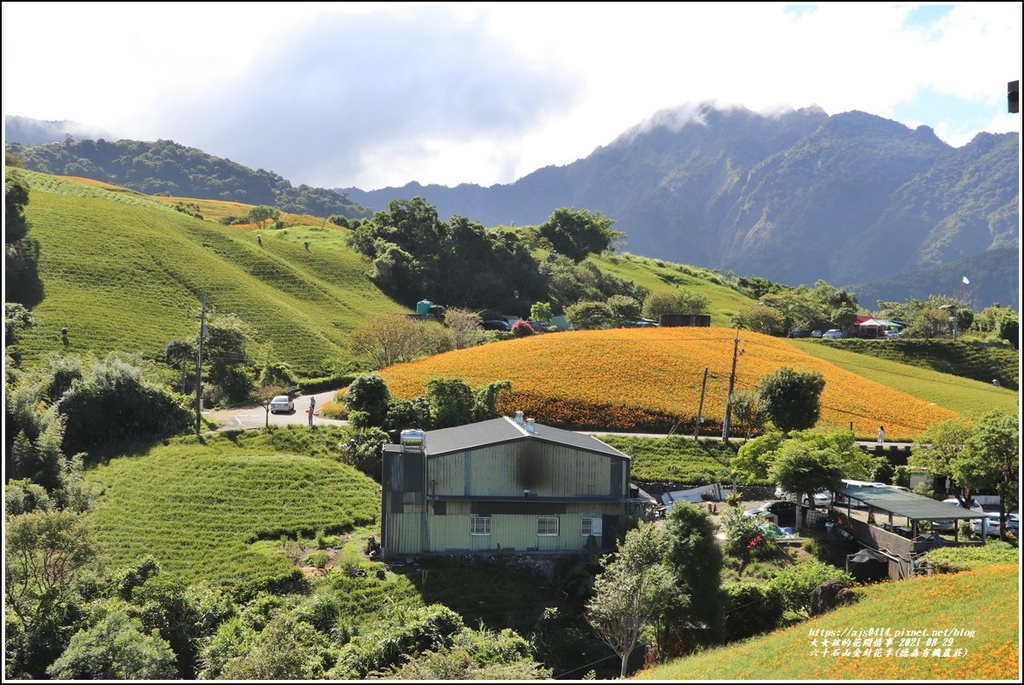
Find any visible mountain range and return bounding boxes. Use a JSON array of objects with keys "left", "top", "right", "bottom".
[{"left": 6, "top": 105, "right": 1019, "bottom": 311}]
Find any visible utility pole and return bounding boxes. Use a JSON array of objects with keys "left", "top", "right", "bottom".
[
  {"left": 721, "top": 330, "right": 740, "bottom": 442},
  {"left": 694, "top": 367, "right": 709, "bottom": 439},
  {"left": 195, "top": 294, "right": 207, "bottom": 437}
]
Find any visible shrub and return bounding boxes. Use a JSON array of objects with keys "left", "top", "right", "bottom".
[
  {"left": 765, "top": 561, "right": 854, "bottom": 615},
  {"left": 306, "top": 551, "right": 329, "bottom": 569},
  {"left": 722, "top": 581, "right": 785, "bottom": 642},
  {"left": 510, "top": 320, "right": 535, "bottom": 337}
]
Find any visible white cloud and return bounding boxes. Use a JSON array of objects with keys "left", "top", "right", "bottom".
[{"left": 3, "top": 2, "right": 1020, "bottom": 190}]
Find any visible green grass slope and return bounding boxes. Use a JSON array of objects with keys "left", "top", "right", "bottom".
[
  {"left": 84, "top": 426, "right": 380, "bottom": 590},
  {"left": 788, "top": 339, "right": 1019, "bottom": 420},
  {"left": 634, "top": 563, "right": 1020, "bottom": 681},
  {"left": 592, "top": 252, "right": 756, "bottom": 327},
  {"left": 11, "top": 170, "right": 405, "bottom": 373}
]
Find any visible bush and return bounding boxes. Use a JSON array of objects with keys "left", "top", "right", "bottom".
[
  {"left": 306, "top": 551, "right": 329, "bottom": 569},
  {"left": 765, "top": 561, "right": 854, "bottom": 615},
  {"left": 720, "top": 506, "right": 778, "bottom": 561},
  {"left": 723, "top": 581, "right": 785, "bottom": 641}
]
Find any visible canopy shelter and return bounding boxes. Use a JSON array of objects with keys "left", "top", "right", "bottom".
[
  {"left": 856, "top": 318, "right": 903, "bottom": 337},
  {"left": 835, "top": 484, "right": 987, "bottom": 541}
]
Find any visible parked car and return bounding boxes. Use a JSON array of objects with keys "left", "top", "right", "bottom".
[
  {"left": 744, "top": 500, "right": 797, "bottom": 528},
  {"left": 971, "top": 512, "right": 1019, "bottom": 538},
  {"left": 482, "top": 319, "right": 511, "bottom": 331},
  {"left": 823, "top": 329, "right": 844, "bottom": 339},
  {"left": 884, "top": 330, "right": 901, "bottom": 338},
  {"left": 269, "top": 395, "right": 294, "bottom": 414},
  {"left": 932, "top": 497, "right": 985, "bottom": 532},
  {"left": 775, "top": 487, "right": 832, "bottom": 506},
  {"left": 810, "top": 330, "right": 823, "bottom": 338}
]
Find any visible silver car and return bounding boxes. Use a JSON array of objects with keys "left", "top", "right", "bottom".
[{"left": 269, "top": 395, "right": 294, "bottom": 414}]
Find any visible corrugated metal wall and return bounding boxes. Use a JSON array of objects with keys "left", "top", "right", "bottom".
[
  {"left": 381, "top": 441, "right": 630, "bottom": 559},
  {"left": 428, "top": 442, "right": 627, "bottom": 499}
]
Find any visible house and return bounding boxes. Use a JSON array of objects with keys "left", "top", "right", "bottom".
[{"left": 380, "top": 412, "right": 647, "bottom": 560}]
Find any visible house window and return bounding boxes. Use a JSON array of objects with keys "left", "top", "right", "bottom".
[
  {"left": 470, "top": 515, "right": 491, "bottom": 536},
  {"left": 581, "top": 517, "right": 603, "bottom": 537},
  {"left": 537, "top": 517, "right": 559, "bottom": 536}
]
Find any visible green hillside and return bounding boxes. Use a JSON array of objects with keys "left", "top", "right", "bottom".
[
  {"left": 10, "top": 170, "right": 406, "bottom": 373},
  {"left": 634, "top": 562, "right": 1020, "bottom": 681}
]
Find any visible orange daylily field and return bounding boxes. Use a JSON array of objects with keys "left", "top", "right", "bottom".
[{"left": 380, "top": 327, "right": 962, "bottom": 440}]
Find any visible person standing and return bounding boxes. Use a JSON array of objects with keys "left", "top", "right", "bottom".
[
  {"left": 307, "top": 397, "right": 316, "bottom": 426},
  {"left": 877, "top": 425, "right": 885, "bottom": 445}
]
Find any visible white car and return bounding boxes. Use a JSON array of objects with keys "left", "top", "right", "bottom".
[
  {"left": 823, "top": 329, "right": 844, "bottom": 339},
  {"left": 932, "top": 497, "right": 985, "bottom": 532},
  {"left": 269, "top": 395, "right": 294, "bottom": 414},
  {"left": 971, "top": 512, "right": 1019, "bottom": 538}
]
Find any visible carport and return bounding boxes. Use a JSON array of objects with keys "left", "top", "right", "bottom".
[
  {"left": 835, "top": 485, "right": 986, "bottom": 541},
  {"left": 830, "top": 485, "right": 988, "bottom": 580}
]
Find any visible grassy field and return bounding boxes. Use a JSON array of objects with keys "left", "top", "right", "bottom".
[
  {"left": 634, "top": 563, "right": 1020, "bottom": 681},
  {"left": 791, "top": 339, "right": 1019, "bottom": 419},
  {"left": 13, "top": 170, "right": 405, "bottom": 373},
  {"left": 84, "top": 426, "right": 380, "bottom": 591}
]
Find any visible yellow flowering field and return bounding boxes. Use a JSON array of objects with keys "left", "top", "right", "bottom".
[{"left": 379, "top": 327, "right": 963, "bottom": 440}]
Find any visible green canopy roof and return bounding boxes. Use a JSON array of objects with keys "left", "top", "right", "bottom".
[{"left": 836, "top": 485, "right": 987, "bottom": 522}]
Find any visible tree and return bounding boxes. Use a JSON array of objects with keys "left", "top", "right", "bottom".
[
  {"left": 245, "top": 205, "right": 280, "bottom": 231},
  {"left": 730, "top": 303, "right": 786, "bottom": 335},
  {"left": 426, "top": 377, "right": 475, "bottom": 429},
  {"left": 473, "top": 379, "right": 513, "bottom": 421},
  {"left": 5, "top": 508, "right": 96, "bottom": 677},
  {"left": 163, "top": 340, "right": 195, "bottom": 394},
  {"left": 538, "top": 207, "right": 623, "bottom": 263},
  {"left": 5, "top": 172, "right": 31, "bottom": 244},
  {"left": 642, "top": 290, "right": 710, "bottom": 320},
  {"left": 5, "top": 302, "right": 34, "bottom": 346},
  {"left": 250, "top": 384, "right": 291, "bottom": 428},
  {"left": 348, "top": 313, "right": 424, "bottom": 368},
  {"left": 768, "top": 440, "right": 846, "bottom": 530},
  {"left": 342, "top": 373, "right": 391, "bottom": 428},
  {"left": 46, "top": 607, "right": 178, "bottom": 680},
  {"left": 729, "top": 389, "right": 768, "bottom": 441},
  {"left": 565, "top": 300, "right": 614, "bottom": 330},
  {"left": 757, "top": 367, "right": 825, "bottom": 437},
  {"left": 585, "top": 522, "right": 680, "bottom": 677},
  {"left": 606, "top": 294, "right": 642, "bottom": 326},
  {"left": 959, "top": 410, "right": 1019, "bottom": 539},
  {"left": 661, "top": 503, "right": 724, "bottom": 655},
  {"left": 909, "top": 418, "right": 974, "bottom": 502},
  {"left": 442, "top": 307, "right": 484, "bottom": 350},
  {"left": 529, "top": 301, "right": 553, "bottom": 323},
  {"left": 57, "top": 353, "right": 192, "bottom": 455},
  {"left": 732, "top": 430, "right": 872, "bottom": 493}
]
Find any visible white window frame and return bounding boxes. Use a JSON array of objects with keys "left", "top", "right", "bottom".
[
  {"left": 537, "top": 516, "right": 560, "bottom": 537},
  {"left": 470, "top": 515, "right": 491, "bottom": 536},
  {"left": 581, "top": 517, "right": 602, "bottom": 537}
]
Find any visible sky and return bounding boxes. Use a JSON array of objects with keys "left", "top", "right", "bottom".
[{"left": 2, "top": 2, "right": 1021, "bottom": 191}]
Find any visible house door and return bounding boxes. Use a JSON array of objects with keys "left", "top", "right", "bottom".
[{"left": 602, "top": 514, "right": 618, "bottom": 551}]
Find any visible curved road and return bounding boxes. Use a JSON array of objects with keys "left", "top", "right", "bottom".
[{"left": 203, "top": 390, "right": 347, "bottom": 432}]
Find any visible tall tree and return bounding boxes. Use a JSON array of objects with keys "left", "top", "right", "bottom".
[
  {"left": 538, "top": 207, "right": 623, "bottom": 263},
  {"left": 757, "top": 368, "right": 826, "bottom": 437},
  {"left": 959, "top": 410, "right": 1019, "bottom": 539},
  {"left": 909, "top": 418, "right": 975, "bottom": 503},
  {"left": 585, "top": 522, "right": 680, "bottom": 678},
  {"left": 661, "top": 503, "right": 724, "bottom": 655}
]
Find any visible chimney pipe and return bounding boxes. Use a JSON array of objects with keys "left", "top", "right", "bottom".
[{"left": 526, "top": 418, "right": 535, "bottom": 433}]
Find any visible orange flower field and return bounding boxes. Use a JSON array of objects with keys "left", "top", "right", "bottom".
[{"left": 379, "top": 327, "right": 963, "bottom": 439}]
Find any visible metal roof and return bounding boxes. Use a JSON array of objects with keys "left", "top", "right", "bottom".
[
  {"left": 836, "top": 485, "right": 987, "bottom": 522},
  {"left": 418, "top": 416, "right": 629, "bottom": 460}
]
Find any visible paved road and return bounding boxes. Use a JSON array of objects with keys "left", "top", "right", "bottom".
[{"left": 203, "top": 389, "right": 347, "bottom": 432}]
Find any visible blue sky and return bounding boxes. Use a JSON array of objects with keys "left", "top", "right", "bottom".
[{"left": 3, "top": 2, "right": 1020, "bottom": 190}]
